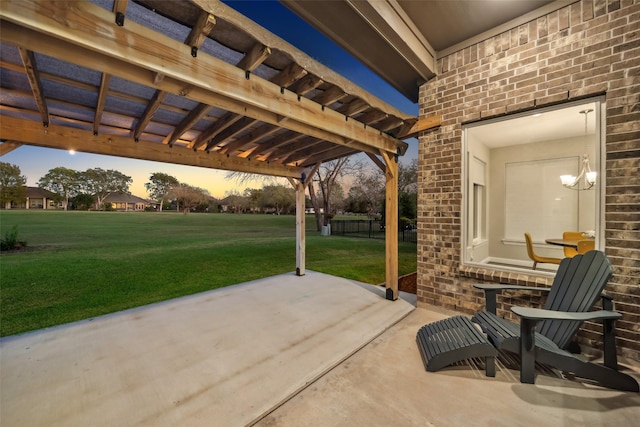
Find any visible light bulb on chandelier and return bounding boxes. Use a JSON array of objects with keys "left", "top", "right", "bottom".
[{"left": 560, "top": 109, "right": 596, "bottom": 190}]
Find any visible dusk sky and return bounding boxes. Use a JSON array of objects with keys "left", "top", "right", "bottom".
[{"left": 2, "top": 0, "right": 418, "bottom": 199}]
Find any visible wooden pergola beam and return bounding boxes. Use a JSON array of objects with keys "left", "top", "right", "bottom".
[
  {"left": 313, "top": 86, "right": 347, "bottom": 107},
  {"left": 241, "top": 131, "right": 303, "bottom": 158},
  {"left": 0, "top": 141, "right": 23, "bottom": 156},
  {"left": 338, "top": 98, "right": 370, "bottom": 117},
  {"left": 365, "top": 152, "right": 386, "bottom": 172},
  {"left": 185, "top": 11, "right": 216, "bottom": 56},
  {"left": 395, "top": 114, "right": 441, "bottom": 139},
  {"left": 190, "top": 112, "right": 242, "bottom": 150},
  {"left": 218, "top": 124, "right": 279, "bottom": 156},
  {"left": 134, "top": 89, "right": 168, "bottom": 141},
  {"left": 0, "top": 1, "right": 407, "bottom": 156},
  {"left": 205, "top": 117, "right": 256, "bottom": 152},
  {"left": 93, "top": 73, "right": 111, "bottom": 135},
  {"left": 0, "top": 116, "right": 303, "bottom": 178},
  {"left": 162, "top": 103, "right": 211, "bottom": 146},
  {"left": 237, "top": 43, "right": 272, "bottom": 72},
  {"left": 17, "top": 48, "right": 49, "bottom": 126},
  {"left": 270, "top": 63, "right": 307, "bottom": 88}
]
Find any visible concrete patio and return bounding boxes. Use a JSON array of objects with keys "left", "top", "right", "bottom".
[{"left": 1, "top": 272, "right": 638, "bottom": 426}]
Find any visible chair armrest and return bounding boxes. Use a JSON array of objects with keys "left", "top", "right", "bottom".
[
  {"left": 473, "top": 284, "right": 550, "bottom": 314},
  {"left": 511, "top": 306, "right": 622, "bottom": 321},
  {"left": 473, "top": 284, "right": 551, "bottom": 292}
]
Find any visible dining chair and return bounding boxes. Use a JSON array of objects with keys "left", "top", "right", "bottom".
[
  {"left": 524, "top": 232, "right": 562, "bottom": 270},
  {"left": 577, "top": 239, "right": 595, "bottom": 254},
  {"left": 562, "top": 231, "right": 583, "bottom": 258}
]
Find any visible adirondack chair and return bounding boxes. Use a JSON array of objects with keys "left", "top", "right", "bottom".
[{"left": 471, "top": 250, "right": 639, "bottom": 391}]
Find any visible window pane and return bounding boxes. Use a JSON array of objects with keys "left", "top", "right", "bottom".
[{"left": 463, "top": 99, "right": 601, "bottom": 270}]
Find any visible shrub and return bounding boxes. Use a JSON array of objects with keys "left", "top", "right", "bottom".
[{"left": 1, "top": 225, "right": 26, "bottom": 251}]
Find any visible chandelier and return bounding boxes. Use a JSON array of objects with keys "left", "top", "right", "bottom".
[{"left": 560, "top": 109, "right": 596, "bottom": 190}]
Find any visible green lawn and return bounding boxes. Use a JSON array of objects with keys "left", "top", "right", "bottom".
[{"left": 0, "top": 210, "right": 416, "bottom": 336}]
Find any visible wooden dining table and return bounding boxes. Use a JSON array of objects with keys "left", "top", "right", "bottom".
[{"left": 545, "top": 238, "right": 593, "bottom": 249}]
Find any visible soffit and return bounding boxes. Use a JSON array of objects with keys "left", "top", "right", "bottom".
[
  {"left": 283, "top": 0, "right": 560, "bottom": 101},
  {"left": 0, "top": 0, "right": 426, "bottom": 180}
]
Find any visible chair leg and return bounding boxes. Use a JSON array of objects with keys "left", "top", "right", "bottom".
[
  {"left": 532, "top": 261, "right": 537, "bottom": 270},
  {"left": 520, "top": 318, "right": 537, "bottom": 384},
  {"left": 486, "top": 356, "right": 496, "bottom": 377}
]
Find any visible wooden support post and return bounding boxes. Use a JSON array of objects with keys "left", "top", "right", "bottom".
[
  {"left": 289, "top": 177, "right": 306, "bottom": 276},
  {"left": 382, "top": 150, "right": 398, "bottom": 300}
]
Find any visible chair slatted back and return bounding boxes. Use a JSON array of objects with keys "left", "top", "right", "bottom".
[{"left": 537, "top": 250, "right": 613, "bottom": 349}]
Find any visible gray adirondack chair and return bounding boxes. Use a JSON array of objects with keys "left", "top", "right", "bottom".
[{"left": 471, "top": 250, "right": 639, "bottom": 392}]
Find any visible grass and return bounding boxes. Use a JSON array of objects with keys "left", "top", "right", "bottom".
[{"left": 0, "top": 210, "right": 416, "bottom": 337}]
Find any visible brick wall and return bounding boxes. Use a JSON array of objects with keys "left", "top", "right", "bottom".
[{"left": 417, "top": 0, "right": 640, "bottom": 361}]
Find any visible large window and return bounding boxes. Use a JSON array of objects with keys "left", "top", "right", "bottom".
[{"left": 462, "top": 98, "right": 603, "bottom": 272}]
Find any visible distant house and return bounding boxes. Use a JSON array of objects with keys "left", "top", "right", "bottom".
[
  {"left": 3, "top": 186, "right": 61, "bottom": 210},
  {"left": 103, "top": 193, "right": 155, "bottom": 211}
]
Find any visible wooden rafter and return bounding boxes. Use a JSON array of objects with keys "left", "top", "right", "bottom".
[
  {"left": 190, "top": 112, "right": 242, "bottom": 150},
  {"left": 0, "top": 8, "right": 406, "bottom": 156},
  {"left": 218, "top": 123, "right": 279, "bottom": 155},
  {"left": 237, "top": 43, "right": 272, "bottom": 72},
  {"left": 0, "top": 141, "right": 23, "bottom": 156},
  {"left": 205, "top": 117, "right": 256, "bottom": 152},
  {"left": 134, "top": 91, "right": 167, "bottom": 141},
  {"left": 280, "top": 141, "right": 331, "bottom": 165},
  {"left": 292, "top": 74, "right": 324, "bottom": 96},
  {"left": 112, "top": 0, "right": 128, "bottom": 26},
  {"left": 358, "top": 109, "right": 387, "bottom": 125},
  {"left": 193, "top": 42, "right": 271, "bottom": 150},
  {"left": 17, "top": 48, "right": 49, "bottom": 126},
  {"left": 270, "top": 63, "right": 307, "bottom": 88},
  {"left": 312, "top": 86, "right": 347, "bottom": 106},
  {"left": 191, "top": 0, "right": 414, "bottom": 122},
  {"left": 162, "top": 103, "right": 211, "bottom": 146},
  {"left": 240, "top": 131, "right": 302, "bottom": 158},
  {"left": 0, "top": 115, "right": 302, "bottom": 178},
  {"left": 297, "top": 145, "right": 357, "bottom": 167},
  {"left": 93, "top": 72, "right": 111, "bottom": 135},
  {"left": 366, "top": 152, "right": 386, "bottom": 172},
  {"left": 0, "top": 103, "right": 150, "bottom": 140},
  {"left": 264, "top": 135, "right": 318, "bottom": 162},
  {"left": 337, "top": 98, "right": 370, "bottom": 117},
  {"left": 377, "top": 116, "right": 405, "bottom": 133},
  {"left": 395, "top": 114, "right": 442, "bottom": 138},
  {"left": 185, "top": 10, "right": 216, "bottom": 56}
]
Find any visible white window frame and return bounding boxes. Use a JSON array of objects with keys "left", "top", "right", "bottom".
[{"left": 461, "top": 97, "right": 605, "bottom": 274}]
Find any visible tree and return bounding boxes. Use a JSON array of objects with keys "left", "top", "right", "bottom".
[
  {"left": 398, "top": 159, "right": 418, "bottom": 194},
  {"left": 223, "top": 190, "right": 250, "bottom": 213},
  {"left": 37, "top": 167, "right": 80, "bottom": 210},
  {"left": 259, "top": 184, "right": 295, "bottom": 214},
  {"left": 70, "top": 193, "right": 94, "bottom": 211},
  {"left": 309, "top": 157, "right": 362, "bottom": 230},
  {"left": 398, "top": 159, "right": 418, "bottom": 220},
  {"left": 348, "top": 167, "right": 385, "bottom": 217},
  {"left": 169, "top": 183, "right": 209, "bottom": 214},
  {"left": 145, "top": 172, "right": 179, "bottom": 212},
  {"left": 80, "top": 168, "right": 132, "bottom": 210},
  {"left": 0, "top": 162, "right": 27, "bottom": 207}
]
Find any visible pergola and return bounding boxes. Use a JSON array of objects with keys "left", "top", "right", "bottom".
[{"left": 0, "top": 0, "right": 439, "bottom": 299}]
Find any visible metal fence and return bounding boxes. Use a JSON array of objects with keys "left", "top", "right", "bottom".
[{"left": 329, "top": 219, "right": 417, "bottom": 243}]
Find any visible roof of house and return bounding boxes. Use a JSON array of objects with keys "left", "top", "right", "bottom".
[
  {"left": 104, "top": 193, "right": 151, "bottom": 204},
  {"left": 284, "top": 0, "right": 559, "bottom": 101},
  {"left": 26, "top": 186, "right": 57, "bottom": 199}
]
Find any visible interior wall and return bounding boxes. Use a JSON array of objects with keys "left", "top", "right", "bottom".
[{"left": 488, "top": 135, "right": 596, "bottom": 262}]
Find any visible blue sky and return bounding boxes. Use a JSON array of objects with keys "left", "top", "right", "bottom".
[{"left": 2, "top": 1, "right": 418, "bottom": 198}]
